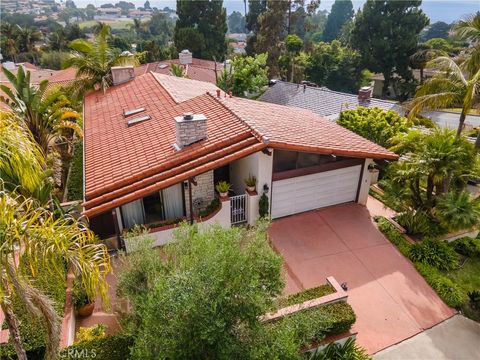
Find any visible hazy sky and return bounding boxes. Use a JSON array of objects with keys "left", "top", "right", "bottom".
[{"left": 72, "top": 0, "right": 479, "bottom": 23}]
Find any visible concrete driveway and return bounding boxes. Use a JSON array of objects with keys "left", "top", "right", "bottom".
[
  {"left": 374, "top": 315, "right": 480, "bottom": 360},
  {"left": 268, "top": 203, "right": 455, "bottom": 354}
]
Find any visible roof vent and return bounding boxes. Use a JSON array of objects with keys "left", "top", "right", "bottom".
[{"left": 174, "top": 113, "right": 207, "bottom": 149}]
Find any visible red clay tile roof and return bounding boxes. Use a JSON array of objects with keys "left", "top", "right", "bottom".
[
  {"left": 82, "top": 72, "right": 397, "bottom": 217},
  {"left": 216, "top": 96, "right": 398, "bottom": 161},
  {"left": 82, "top": 72, "right": 262, "bottom": 217},
  {"left": 135, "top": 59, "right": 223, "bottom": 84},
  {"left": 151, "top": 73, "right": 220, "bottom": 103}
]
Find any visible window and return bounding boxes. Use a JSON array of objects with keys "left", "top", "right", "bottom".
[{"left": 273, "top": 150, "right": 340, "bottom": 173}]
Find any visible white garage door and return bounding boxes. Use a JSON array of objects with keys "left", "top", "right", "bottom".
[{"left": 271, "top": 165, "right": 362, "bottom": 219}]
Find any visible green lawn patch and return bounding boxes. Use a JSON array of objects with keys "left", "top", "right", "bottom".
[
  {"left": 66, "top": 141, "right": 83, "bottom": 201},
  {"left": 274, "top": 284, "right": 335, "bottom": 309}
]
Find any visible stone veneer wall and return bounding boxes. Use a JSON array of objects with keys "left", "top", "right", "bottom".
[{"left": 184, "top": 170, "right": 215, "bottom": 217}]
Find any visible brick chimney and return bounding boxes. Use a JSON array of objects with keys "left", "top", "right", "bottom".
[
  {"left": 174, "top": 112, "right": 207, "bottom": 149},
  {"left": 111, "top": 66, "right": 135, "bottom": 85},
  {"left": 358, "top": 86, "right": 372, "bottom": 104},
  {"left": 179, "top": 49, "right": 193, "bottom": 65}
]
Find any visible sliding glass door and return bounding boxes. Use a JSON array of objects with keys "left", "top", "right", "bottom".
[{"left": 120, "top": 183, "right": 185, "bottom": 229}]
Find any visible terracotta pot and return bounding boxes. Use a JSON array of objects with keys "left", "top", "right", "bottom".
[
  {"left": 219, "top": 192, "right": 228, "bottom": 198},
  {"left": 77, "top": 302, "right": 95, "bottom": 317},
  {"left": 246, "top": 186, "right": 255, "bottom": 192}
]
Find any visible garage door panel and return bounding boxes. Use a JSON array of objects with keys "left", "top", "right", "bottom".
[{"left": 272, "top": 165, "right": 362, "bottom": 219}]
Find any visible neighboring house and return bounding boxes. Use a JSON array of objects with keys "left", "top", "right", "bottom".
[
  {"left": 259, "top": 80, "right": 400, "bottom": 121},
  {"left": 82, "top": 68, "right": 397, "bottom": 248},
  {"left": 230, "top": 41, "right": 246, "bottom": 55},
  {"left": 135, "top": 50, "right": 223, "bottom": 84},
  {"left": 369, "top": 69, "right": 437, "bottom": 98}
]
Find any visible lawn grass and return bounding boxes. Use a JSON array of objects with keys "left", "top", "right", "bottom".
[{"left": 446, "top": 257, "right": 480, "bottom": 295}]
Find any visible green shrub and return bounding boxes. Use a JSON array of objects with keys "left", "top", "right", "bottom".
[
  {"left": 76, "top": 324, "right": 106, "bottom": 343},
  {"left": 450, "top": 237, "right": 480, "bottom": 257},
  {"left": 396, "top": 210, "right": 433, "bottom": 236},
  {"left": 337, "top": 107, "right": 409, "bottom": 147},
  {"left": 468, "top": 290, "right": 480, "bottom": 309},
  {"left": 198, "top": 198, "right": 220, "bottom": 217},
  {"left": 409, "top": 239, "right": 459, "bottom": 271},
  {"left": 275, "top": 284, "right": 334, "bottom": 309},
  {"left": 265, "top": 302, "right": 356, "bottom": 348},
  {"left": 259, "top": 193, "right": 269, "bottom": 218},
  {"left": 434, "top": 191, "right": 480, "bottom": 232},
  {"left": 376, "top": 217, "right": 411, "bottom": 257},
  {"left": 414, "top": 263, "right": 464, "bottom": 307},
  {"left": 60, "top": 334, "right": 133, "bottom": 360},
  {"left": 308, "top": 337, "right": 372, "bottom": 360},
  {"left": 66, "top": 141, "right": 84, "bottom": 201}
]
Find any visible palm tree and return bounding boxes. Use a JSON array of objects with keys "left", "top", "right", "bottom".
[
  {"left": 65, "top": 24, "right": 138, "bottom": 94},
  {"left": 410, "top": 43, "right": 446, "bottom": 83},
  {"left": 0, "top": 191, "right": 111, "bottom": 360},
  {"left": 15, "top": 25, "right": 42, "bottom": 54},
  {"left": 452, "top": 12, "right": 480, "bottom": 77},
  {"left": 385, "top": 128, "right": 477, "bottom": 211},
  {"left": 407, "top": 56, "right": 480, "bottom": 138},
  {"left": 0, "top": 112, "right": 52, "bottom": 203},
  {"left": 0, "top": 66, "right": 82, "bottom": 157},
  {"left": 0, "top": 23, "right": 19, "bottom": 62},
  {"left": 170, "top": 63, "right": 186, "bottom": 77}
]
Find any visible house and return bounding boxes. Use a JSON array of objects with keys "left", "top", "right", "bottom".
[
  {"left": 135, "top": 50, "right": 223, "bottom": 84},
  {"left": 259, "top": 80, "right": 400, "bottom": 121},
  {"left": 82, "top": 67, "right": 397, "bottom": 248},
  {"left": 369, "top": 69, "right": 437, "bottom": 98}
]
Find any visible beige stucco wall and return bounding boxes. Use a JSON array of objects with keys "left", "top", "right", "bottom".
[
  {"left": 357, "top": 158, "right": 373, "bottom": 205},
  {"left": 184, "top": 170, "right": 215, "bottom": 217},
  {"left": 229, "top": 150, "right": 273, "bottom": 197}
]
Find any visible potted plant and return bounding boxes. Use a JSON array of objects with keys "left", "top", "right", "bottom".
[
  {"left": 73, "top": 280, "right": 95, "bottom": 317},
  {"left": 215, "top": 181, "right": 232, "bottom": 198},
  {"left": 244, "top": 174, "right": 257, "bottom": 192}
]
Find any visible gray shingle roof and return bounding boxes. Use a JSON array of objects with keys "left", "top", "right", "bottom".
[{"left": 259, "top": 81, "right": 400, "bottom": 119}]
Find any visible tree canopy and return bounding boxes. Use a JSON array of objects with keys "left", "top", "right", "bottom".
[
  {"left": 305, "top": 40, "right": 367, "bottom": 92},
  {"left": 322, "top": 0, "right": 354, "bottom": 42},
  {"left": 118, "top": 224, "right": 285, "bottom": 359},
  {"left": 174, "top": 0, "right": 228, "bottom": 60},
  {"left": 337, "top": 107, "right": 410, "bottom": 147},
  {"left": 351, "top": 0, "right": 429, "bottom": 96}
]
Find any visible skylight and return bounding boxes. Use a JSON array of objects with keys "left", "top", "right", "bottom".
[
  {"left": 127, "top": 115, "right": 151, "bottom": 127},
  {"left": 123, "top": 107, "right": 146, "bottom": 117}
]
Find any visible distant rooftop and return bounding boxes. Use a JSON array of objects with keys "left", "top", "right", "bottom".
[{"left": 259, "top": 81, "right": 400, "bottom": 120}]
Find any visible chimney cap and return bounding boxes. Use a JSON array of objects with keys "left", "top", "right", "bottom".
[{"left": 183, "top": 112, "right": 194, "bottom": 120}]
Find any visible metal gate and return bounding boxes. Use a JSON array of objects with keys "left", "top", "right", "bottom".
[{"left": 230, "top": 194, "right": 247, "bottom": 224}]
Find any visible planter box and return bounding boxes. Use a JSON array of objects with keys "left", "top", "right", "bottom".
[{"left": 441, "top": 229, "right": 479, "bottom": 243}]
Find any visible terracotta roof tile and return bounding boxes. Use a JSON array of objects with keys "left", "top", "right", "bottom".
[
  {"left": 83, "top": 72, "right": 255, "bottom": 210},
  {"left": 83, "top": 72, "right": 397, "bottom": 217},
  {"left": 215, "top": 95, "right": 398, "bottom": 160}
]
